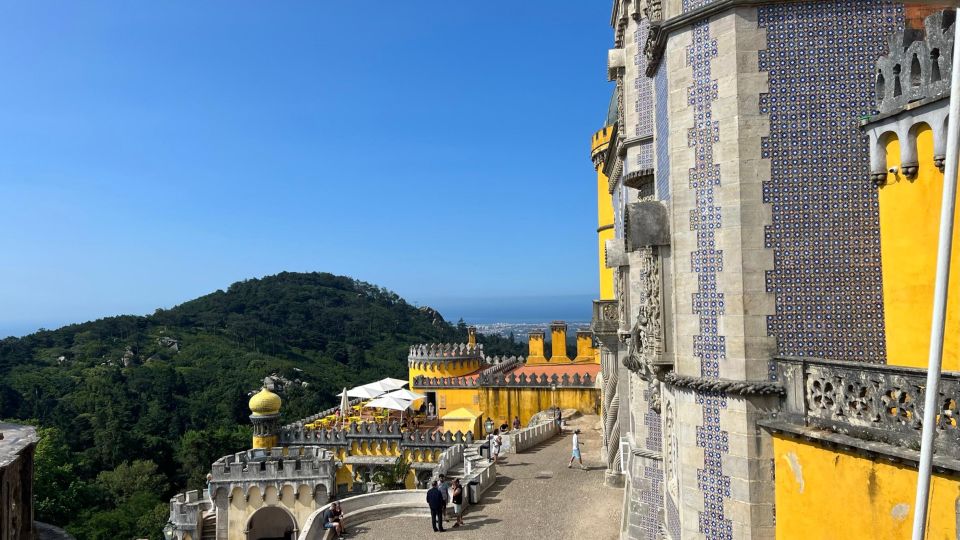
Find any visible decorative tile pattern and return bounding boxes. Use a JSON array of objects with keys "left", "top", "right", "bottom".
[
  {"left": 758, "top": 0, "right": 903, "bottom": 363},
  {"left": 637, "top": 385, "right": 664, "bottom": 540},
  {"left": 687, "top": 20, "right": 724, "bottom": 379},
  {"left": 682, "top": 0, "right": 717, "bottom": 13},
  {"left": 636, "top": 19, "right": 654, "bottom": 172},
  {"left": 696, "top": 392, "right": 732, "bottom": 538},
  {"left": 655, "top": 62, "right": 670, "bottom": 201},
  {"left": 666, "top": 493, "right": 681, "bottom": 540},
  {"left": 686, "top": 19, "right": 732, "bottom": 539}
]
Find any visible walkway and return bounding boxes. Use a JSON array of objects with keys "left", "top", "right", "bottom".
[{"left": 347, "top": 414, "right": 622, "bottom": 539}]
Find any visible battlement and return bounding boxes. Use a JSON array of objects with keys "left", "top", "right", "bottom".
[
  {"left": 210, "top": 445, "right": 336, "bottom": 482},
  {"left": 279, "top": 421, "right": 474, "bottom": 447},
  {"left": 414, "top": 370, "right": 595, "bottom": 389},
  {"left": 874, "top": 10, "right": 955, "bottom": 115},
  {"left": 591, "top": 126, "right": 614, "bottom": 157},
  {"left": 407, "top": 342, "right": 483, "bottom": 361}
]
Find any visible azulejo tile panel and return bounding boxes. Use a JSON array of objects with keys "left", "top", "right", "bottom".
[
  {"left": 686, "top": 19, "right": 732, "bottom": 539},
  {"left": 758, "top": 0, "right": 903, "bottom": 363},
  {"left": 655, "top": 62, "right": 670, "bottom": 201},
  {"left": 682, "top": 0, "right": 717, "bottom": 13}
]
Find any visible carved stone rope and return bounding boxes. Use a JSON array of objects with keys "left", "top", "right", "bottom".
[{"left": 664, "top": 372, "right": 784, "bottom": 396}]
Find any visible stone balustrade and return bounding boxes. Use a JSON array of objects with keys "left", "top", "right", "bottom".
[
  {"left": 507, "top": 420, "right": 560, "bottom": 453},
  {"left": 772, "top": 356, "right": 960, "bottom": 462},
  {"left": 430, "top": 443, "right": 464, "bottom": 483},
  {"left": 297, "top": 490, "right": 432, "bottom": 540}
]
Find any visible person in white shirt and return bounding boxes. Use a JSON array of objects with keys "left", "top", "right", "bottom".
[{"left": 568, "top": 428, "right": 585, "bottom": 469}]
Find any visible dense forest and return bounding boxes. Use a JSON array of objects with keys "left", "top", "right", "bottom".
[{"left": 0, "top": 272, "right": 523, "bottom": 539}]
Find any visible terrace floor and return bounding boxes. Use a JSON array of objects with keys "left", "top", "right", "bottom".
[{"left": 346, "top": 414, "right": 622, "bottom": 539}]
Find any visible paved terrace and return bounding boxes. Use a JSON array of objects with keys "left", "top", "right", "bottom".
[{"left": 348, "top": 414, "right": 622, "bottom": 539}]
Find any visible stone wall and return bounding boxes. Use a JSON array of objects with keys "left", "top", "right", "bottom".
[{"left": 0, "top": 423, "right": 37, "bottom": 540}]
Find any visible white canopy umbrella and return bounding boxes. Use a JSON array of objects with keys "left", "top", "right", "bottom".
[
  {"left": 364, "top": 395, "right": 412, "bottom": 411},
  {"left": 376, "top": 377, "right": 408, "bottom": 390},
  {"left": 383, "top": 389, "right": 426, "bottom": 401},
  {"left": 337, "top": 385, "right": 383, "bottom": 399}
]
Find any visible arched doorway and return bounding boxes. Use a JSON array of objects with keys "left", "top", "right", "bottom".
[{"left": 245, "top": 505, "right": 298, "bottom": 540}]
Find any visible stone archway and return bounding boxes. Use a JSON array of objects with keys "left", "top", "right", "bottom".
[{"left": 245, "top": 505, "right": 298, "bottom": 540}]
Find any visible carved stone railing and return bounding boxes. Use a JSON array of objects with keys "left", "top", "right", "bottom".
[
  {"left": 408, "top": 343, "right": 484, "bottom": 362},
  {"left": 774, "top": 356, "right": 960, "bottom": 459},
  {"left": 591, "top": 299, "right": 619, "bottom": 336},
  {"left": 413, "top": 372, "right": 596, "bottom": 389}
]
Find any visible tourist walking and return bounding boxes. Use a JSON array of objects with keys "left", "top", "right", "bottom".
[
  {"left": 554, "top": 407, "right": 562, "bottom": 431},
  {"left": 568, "top": 428, "right": 585, "bottom": 469},
  {"left": 451, "top": 478, "right": 465, "bottom": 528},
  {"left": 512, "top": 415, "right": 521, "bottom": 431},
  {"left": 426, "top": 481, "right": 445, "bottom": 532},
  {"left": 491, "top": 429, "right": 502, "bottom": 464}
]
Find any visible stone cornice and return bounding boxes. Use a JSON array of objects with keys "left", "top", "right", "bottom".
[{"left": 664, "top": 371, "right": 784, "bottom": 396}]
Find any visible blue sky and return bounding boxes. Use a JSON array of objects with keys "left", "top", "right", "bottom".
[{"left": 0, "top": 2, "right": 612, "bottom": 337}]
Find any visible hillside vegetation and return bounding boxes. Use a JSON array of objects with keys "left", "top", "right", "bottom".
[{"left": 0, "top": 271, "right": 522, "bottom": 539}]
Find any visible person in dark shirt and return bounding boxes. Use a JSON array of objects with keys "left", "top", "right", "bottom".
[
  {"left": 321, "top": 502, "right": 345, "bottom": 538},
  {"left": 451, "top": 478, "right": 465, "bottom": 528},
  {"left": 426, "top": 481, "right": 446, "bottom": 532}
]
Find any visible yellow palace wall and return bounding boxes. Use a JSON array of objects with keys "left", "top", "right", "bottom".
[
  {"left": 225, "top": 485, "right": 321, "bottom": 540},
  {"left": 880, "top": 126, "right": 960, "bottom": 370},
  {"left": 773, "top": 435, "right": 959, "bottom": 540},
  {"left": 419, "top": 386, "right": 600, "bottom": 431},
  {"left": 407, "top": 358, "right": 483, "bottom": 389}
]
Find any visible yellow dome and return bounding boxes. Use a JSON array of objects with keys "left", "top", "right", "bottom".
[{"left": 249, "top": 387, "right": 282, "bottom": 416}]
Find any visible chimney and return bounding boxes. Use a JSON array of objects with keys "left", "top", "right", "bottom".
[
  {"left": 467, "top": 326, "right": 477, "bottom": 347},
  {"left": 527, "top": 331, "right": 547, "bottom": 364},
  {"left": 549, "top": 321, "right": 570, "bottom": 363},
  {"left": 574, "top": 330, "right": 597, "bottom": 363}
]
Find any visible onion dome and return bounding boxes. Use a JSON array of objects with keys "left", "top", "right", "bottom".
[{"left": 249, "top": 387, "right": 282, "bottom": 416}]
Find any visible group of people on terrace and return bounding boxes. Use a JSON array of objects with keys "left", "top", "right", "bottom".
[
  {"left": 302, "top": 378, "right": 438, "bottom": 432},
  {"left": 426, "top": 474, "right": 465, "bottom": 533}
]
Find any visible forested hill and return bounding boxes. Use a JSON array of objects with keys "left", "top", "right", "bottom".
[{"left": 0, "top": 271, "right": 523, "bottom": 539}]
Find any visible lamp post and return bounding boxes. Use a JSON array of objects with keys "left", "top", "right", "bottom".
[
  {"left": 162, "top": 522, "right": 176, "bottom": 540},
  {"left": 484, "top": 418, "right": 495, "bottom": 436},
  {"left": 551, "top": 383, "right": 557, "bottom": 410}
]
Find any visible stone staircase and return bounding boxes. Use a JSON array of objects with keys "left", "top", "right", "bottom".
[
  {"left": 456, "top": 441, "right": 487, "bottom": 477},
  {"left": 199, "top": 512, "right": 216, "bottom": 540}
]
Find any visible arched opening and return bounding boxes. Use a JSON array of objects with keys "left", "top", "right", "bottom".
[
  {"left": 931, "top": 48, "right": 941, "bottom": 82},
  {"left": 911, "top": 54, "right": 922, "bottom": 87},
  {"left": 876, "top": 70, "right": 886, "bottom": 106},
  {"left": 893, "top": 64, "right": 903, "bottom": 97},
  {"left": 245, "top": 506, "right": 297, "bottom": 540}
]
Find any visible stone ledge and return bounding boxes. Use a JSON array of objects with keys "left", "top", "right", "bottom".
[{"left": 758, "top": 419, "right": 960, "bottom": 476}]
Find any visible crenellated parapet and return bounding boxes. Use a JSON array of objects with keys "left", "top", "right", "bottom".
[
  {"left": 863, "top": 10, "right": 956, "bottom": 185},
  {"left": 875, "top": 10, "right": 955, "bottom": 115},
  {"left": 408, "top": 342, "right": 483, "bottom": 361},
  {"left": 407, "top": 342, "right": 484, "bottom": 371},
  {"left": 415, "top": 371, "right": 596, "bottom": 389},
  {"left": 279, "top": 421, "right": 474, "bottom": 448}
]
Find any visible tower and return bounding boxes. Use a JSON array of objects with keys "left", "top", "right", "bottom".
[
  {"left": 249, "top": 385, "right": 282, "bottom": 449},
  {"left": 592, "top": 124, "right": 616, "bottom": 300}
]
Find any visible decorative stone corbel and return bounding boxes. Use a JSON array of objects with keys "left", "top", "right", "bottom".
[
  {"left": 625, "top": 201, "right": 670, "bottom": 251},
  {"left": 608, "top": 48, "right": 626, "bottom": 81}
]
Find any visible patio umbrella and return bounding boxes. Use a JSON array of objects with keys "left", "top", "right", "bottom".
[
  {"left": 337, "top": 385, "right": 383, "bottom": 399},
  {"left": 383, "top": 389, "right": 426, "bottom": 401},
  {"left": 364, "top": 395, "right": 412, "bottom": 411},
  {"left": 376, "top": 377, "right": 409, "bottom": 391},
  {"left": 339, "top": 388, "right": 350, "bottom": 429}
]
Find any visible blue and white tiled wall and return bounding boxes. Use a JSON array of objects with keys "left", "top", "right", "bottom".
[{"left": 758, "top": 0, "right": 903, "bottom": 363}]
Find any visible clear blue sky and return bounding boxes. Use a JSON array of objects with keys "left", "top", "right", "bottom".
[{"left": 0, "top": 2, "right": 613, "bottom": 337}]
